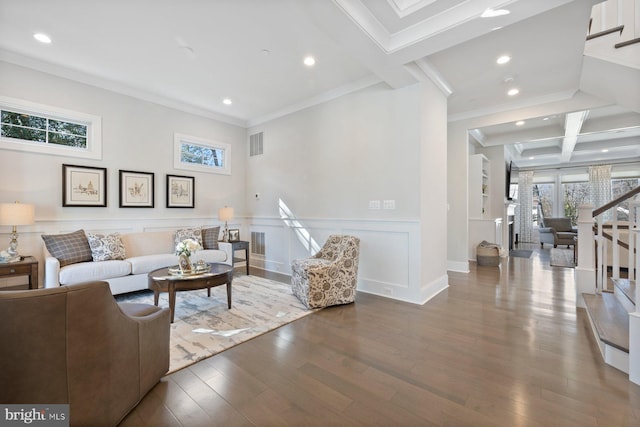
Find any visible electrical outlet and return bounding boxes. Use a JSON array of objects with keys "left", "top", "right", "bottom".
[
  {"left": 383, "top": 200, "right": 395, "bottom": 210},
  {"left": 369, "top": 200, "right": 380, "bottom": 210}
]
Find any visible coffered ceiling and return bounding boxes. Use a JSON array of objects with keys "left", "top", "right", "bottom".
[{"left": 0, "top": 0, "right": 638, "bottom": 168}]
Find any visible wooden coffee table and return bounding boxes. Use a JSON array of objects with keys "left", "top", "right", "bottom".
[{"left": 148, "top": 263, "right": 234, "bottom": 323}]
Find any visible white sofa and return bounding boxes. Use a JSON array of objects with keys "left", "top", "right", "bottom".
[{"left": 43, "top": 230, "right": 232, "bottom": 295}]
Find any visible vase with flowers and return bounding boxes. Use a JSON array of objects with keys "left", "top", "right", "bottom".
[{"left": 175, "top": 238, "right": 202, "bottom": 273}]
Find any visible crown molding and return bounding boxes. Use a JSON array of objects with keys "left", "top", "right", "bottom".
[
  {"left": 447, "top": 89, "right": 579, "bottom": 123},
  {"left": 333, "top": 0, "right": 514, "bottom": 54},
  {"left": 404, "top": 58, "right": 453, "bottom": 97},
  {"left": 247, "top": 74, "right": 383, "bottom": 128}
]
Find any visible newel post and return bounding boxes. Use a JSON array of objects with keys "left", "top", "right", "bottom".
[
  {"left": 630, "top": 204, "right": 640, "bottom": 385},
  {"left": 575, "top": 204, "right": 595, "bottom": 308}
]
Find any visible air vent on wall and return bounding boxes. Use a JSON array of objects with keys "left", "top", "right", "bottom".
[
  {"left": 250, "top": 132, "right": 263, "bottom": 156},
  {"left": 251, "top": 231, "right": 265, "bottom": 255}
]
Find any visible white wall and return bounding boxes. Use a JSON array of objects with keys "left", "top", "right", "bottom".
[
  {"left": 246, "top": 82, "right": 446, "bottom": 303},
  {"left": 447, "top": 122, "right": 470, "bottom": 272},
  {"left": 0, "top": 61, "right": 247, "bottom": 287},
  {"left": 418, "top": 79, "right": 449, "bottom": 300},
  {"left": 1, "top": 62, "right": 450, "bottom": 304}
]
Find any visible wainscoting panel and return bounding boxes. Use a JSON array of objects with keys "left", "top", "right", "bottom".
[{"left": 248, "top": 216, "right": 426, "bottom": 304}]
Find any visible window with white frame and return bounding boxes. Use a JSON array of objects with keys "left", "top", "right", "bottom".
[
  {"left": 174, "top": 133, "right": 231, "bottom": 175},
  {"left": 612, "top": 177, "right": 640, "bottom": 221},
  {"left": 0, "top": 96, "right": 102, "bottom": 160}
]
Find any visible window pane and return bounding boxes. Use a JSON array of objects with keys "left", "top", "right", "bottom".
[
  {"left": 48, "top": 132, "right": 87, "bottom": 148},
  {"left": 48, "top": 119, "right": 87, "bottom": 136},
  {"left": 612, "top": 178, "right": 639, "bottom": 221},
  {"left": 1, "top": 124, "right": 46, "bottom": 142},
  {"left": 180, "top": 143, "right": 224, "bottom": 167},
  {"left": 563, "top": 182, "right": 589, "bottom": 225},
  {"left": 1, "top": 111, "right": 46, "bottom": 129},
  {"left": 533, "top": 183, "right": 554, "bottom": 226}
]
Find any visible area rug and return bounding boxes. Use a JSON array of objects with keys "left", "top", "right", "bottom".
[
  {"left": 550, "top": 248, "right": 575, "bottom": 268},
  {"left": 115, "top": 275, "right": 315, "bottom": 374},
  {"left": 509, "top": 249, "right": 533, "bottom": 259}
]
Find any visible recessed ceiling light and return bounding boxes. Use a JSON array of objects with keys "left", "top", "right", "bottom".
[
  {"left": 515, "top": 121, "right": 525, "bottom": 126},
  {"left": 543, "top": 117, "right": 550, "bottom": 121},
  {"left": 507, "top": 88, "right": 520, "bottom": 96},
  {"left": 496, "top": 55, "right": 510, "bottom": 65},
  {"left": 33, "top": 33, "right": 51, "bottom": 44},
  {"left": 481, "top": 9, "right": 510, "bottom": 18},
  {"left": 303, "top": 56, "right": 315, "bottom": 67},
  {"left": 529, "top": 157, "right": 535, "bottom": 160},
  {"left": 223, "top": 98, "right": 232, "bottom": 105},
  {"left": 601, "top": 149, "right": 609, "bottom": 153}
]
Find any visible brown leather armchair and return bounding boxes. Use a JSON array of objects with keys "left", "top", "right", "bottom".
[{"left": 0, "top": 281, "right": 170, "bottom": 427}]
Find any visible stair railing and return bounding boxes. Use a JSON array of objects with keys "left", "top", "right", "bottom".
[{"left": 576, "top": 186, "right": 640, "bottom": 304}]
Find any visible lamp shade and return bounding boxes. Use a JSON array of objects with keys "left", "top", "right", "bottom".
[
  {"left": 218, "top": 206, "right": 234, "bottom": 222},
  {"left": 0, "top": 202, "right": 35, "bottom": 226}
]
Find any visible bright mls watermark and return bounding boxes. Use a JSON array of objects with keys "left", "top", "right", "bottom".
[{"left": 0, "top": 405, "right": 69, "bottom": 426}]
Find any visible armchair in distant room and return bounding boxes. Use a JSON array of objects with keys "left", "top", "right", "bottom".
[{"left": 538, "top": 205, "right": 577, "bottom": 248}]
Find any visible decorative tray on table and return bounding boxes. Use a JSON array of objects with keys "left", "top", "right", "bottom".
[{"left": 167, "top": 263, "right": 210, "bottom": 276}]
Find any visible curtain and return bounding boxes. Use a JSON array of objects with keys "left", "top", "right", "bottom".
[
  {"left": 518, "top": 170, "right": 534, "bottom": 242},
  {"left": 589, "top": 165, "right": 611, "bottom": 219}
]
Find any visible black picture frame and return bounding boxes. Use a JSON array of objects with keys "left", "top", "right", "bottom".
[
  {"left": 228, "top": 229, "right": 240, "bottom": 242},
  {"left": 62, "top": 164, "right": 107, "bottom": 207},
  {"left": 119, "top": 170, "right": 154, "bottom": 208},
  {"left": 166, "top": 174, "right": 195, "bottom": 208}
]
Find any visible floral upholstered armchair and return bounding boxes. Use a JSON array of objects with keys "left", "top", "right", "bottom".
[{"left": 291, "top": 235, "right": 360, "bottom": 309}]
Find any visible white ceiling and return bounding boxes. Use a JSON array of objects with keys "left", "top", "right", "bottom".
[{"left": 0, "top": 0, "right": 638, "bottom": 168}]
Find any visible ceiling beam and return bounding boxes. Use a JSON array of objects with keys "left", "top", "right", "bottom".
[{"left": 561, "top": 110, "right": 589, "bottom": 162}]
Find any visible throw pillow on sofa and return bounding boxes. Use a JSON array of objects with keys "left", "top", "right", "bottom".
[
  {"left": 42, "top": 229, "right": 93, "bottom": 267},
  {"left": 87, "top": 232, "right": 127, "bottom": 261},
  {"left": 201, "top": 226, "right": 220, "bottom": 250},
  {"left": 174, "top": 227, "right": 203, "bottom": 249}
]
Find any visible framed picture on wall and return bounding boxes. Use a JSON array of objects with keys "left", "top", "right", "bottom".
[
  {"left": 119, "top": 170, "right": 154, "bottom": 208},
  {"left": 166, "top": 174, "right": 194, "bottom": 208},
  {"left": 62, "top": 164, "right": 107, "bottom": 207}
]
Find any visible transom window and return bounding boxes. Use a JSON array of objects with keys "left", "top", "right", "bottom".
[
  {"left": 0, "top": 96, "right": 101, "bottom": 160},
  {"left": 174, "top": 133, "right": 231, "bottom": 175},
  {"left": 1, "top": 110, "right": 87, "bottom": 148}
]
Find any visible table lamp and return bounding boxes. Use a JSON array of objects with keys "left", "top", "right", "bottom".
[
  {"left": 0, "top": 201, "right": 35, "bottom": 259},
  {"left": 218, "top": 206, "right": 234, "bottom": 242}
]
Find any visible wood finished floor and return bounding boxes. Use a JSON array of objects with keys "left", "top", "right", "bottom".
[{"left": 120, "top": 247, "right": 640, "bottom": 426}]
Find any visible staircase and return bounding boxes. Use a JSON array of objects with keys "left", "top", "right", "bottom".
[
  {"left": 576, "top": 188, "right": 639, "bottom": 385},
  {"left": 583, "top": 278, "right": 634, "bottom": 374},
  {"left": 585, "top": 0, "right": 640, "bottom": 70}
]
